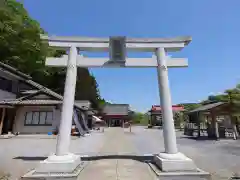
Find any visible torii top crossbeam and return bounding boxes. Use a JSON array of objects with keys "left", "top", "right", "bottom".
[
  {"left": 41, "top": 35, "right": 191, "bottom": 52},
  {"left": 41, "top": 35, "right": 192, "bottom": 68}
]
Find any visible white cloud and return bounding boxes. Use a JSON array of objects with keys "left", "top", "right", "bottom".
[{"left": 209, "top": 92, "right": 215, "bottom": 95}]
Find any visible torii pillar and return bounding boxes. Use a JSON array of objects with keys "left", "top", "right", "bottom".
[
  {"left": 22, "top": 35, "right": 204, "bottom": 179},
  {"left": 154, "top": 47, "right": 197, "bottom": 172}
]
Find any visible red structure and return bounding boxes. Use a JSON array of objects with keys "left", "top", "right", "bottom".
[
  {"left": 149, "top": 105, "right": 184, "bottom": 126},
  {"left": 151, "top": 105, "right": 184, "bottom": 112}
]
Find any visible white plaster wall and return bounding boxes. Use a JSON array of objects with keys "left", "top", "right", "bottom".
[
  {"left": 0, "top": 69, "right": 20, "bottom": 99},
  {"left": 13, "top": 106, "right": 61, "bottom": 134},
  {"left": 0, "top": 89, "right": 16, "bottom": 100}
]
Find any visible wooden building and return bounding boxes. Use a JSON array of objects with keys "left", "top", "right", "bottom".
[
  {"left": 185, "top": 102, "right": 240, "bottom": 139},
  {"left": 0, "top": 62, "right": 95, "bottom": 135},
  {"left": 102, "top": 104, "right": 131, "bottom": 127},
  {"left": 148, "top": 105, "right": 184, "bottom": 127}
]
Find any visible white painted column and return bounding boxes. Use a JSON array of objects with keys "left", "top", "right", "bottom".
[
  {"left": 56, "top": 46, "right": 78, "bottom": 156},
  {"left": 156, "top": 48, "right": 178, "bottom": 154}
]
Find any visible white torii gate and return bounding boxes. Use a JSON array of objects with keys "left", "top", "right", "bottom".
[{"left": 27, "top": 35, "right": 199, "bottom": 178}]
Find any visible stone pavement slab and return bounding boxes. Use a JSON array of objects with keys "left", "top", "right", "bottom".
[
  {"left": 128, "top": 126, "right": 240, "bottom": 180},
  {"left": 0, "top": 132, "right": 106, "bottom": 180},
  {"left": 117, "top": 159, "right": 156, "bottom": 180},
  {"left": 80, "top": 160, "right": 117, "bottom": 180},
  {"left": 78, "top": 127, "right": 156, "bottom": 180}
]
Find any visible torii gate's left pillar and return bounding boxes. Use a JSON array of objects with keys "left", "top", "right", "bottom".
[
  {"left": 55, "top": 46, "right": 78, "bottom": 156},
  {"left": 22, "top": 46, "right": 83, "bottom": 180}
]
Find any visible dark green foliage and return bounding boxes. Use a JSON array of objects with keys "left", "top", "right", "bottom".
[
  {"left": 0, "top": 0, "right": 47, "bottom": 73},
  {"left": 205, "top": 85, "right": 240, "bottom": 110},
  {"left": 0, "top": 0, "right": 103, "bottom": 109},
  {"left": 131, "top": 112, "right": 148, "bottom": 125},
  {"left": 178, "top": 103, "right": 202, "bottom": 112}
]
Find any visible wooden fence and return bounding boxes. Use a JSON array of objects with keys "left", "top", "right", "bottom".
[{"left": 184, "top": 122, "right": 237, "bottom": 138}]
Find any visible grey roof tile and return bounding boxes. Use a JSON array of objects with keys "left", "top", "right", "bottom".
[
  {"left": 0, "top": 99, "right": 62, "bottom": 105},
  {"left": 0, "top": 62, "right": 91, "bottom": 111},
  {"left": 188, "top": 102, "right": 226, "bottom": 113}
]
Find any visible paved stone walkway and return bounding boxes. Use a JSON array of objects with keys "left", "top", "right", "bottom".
[
  {"left": 78, "top": 127, "right": 156, "bottom": 180},
  {"left": 0, "top": 132, "right": 106, "bottom": 180}
]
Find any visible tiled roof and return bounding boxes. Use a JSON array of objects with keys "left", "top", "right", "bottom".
[
  {"left": 74, "top": 100, "right": 91, "bottom": 109},
  {"left": 0, "top": 62, "right": 93, "bottom": 111},
  {"left": 0, "top": 99, "right": 62, "bottom": 105},
  {"left": 0, "top": 61, "right": 32, "bottom": 79},
  {"left": 188, "top": 102, "right": 226, "bottom": 113},
  {"left": 103, "top": 104, "right": 129, "bottom": 115},
  {"left": 20, "top": 90, "right": 39, "bottom": 94},
  {"left": 151, "top": 105, "right": 184, "bottom": 111},
  {"left": 0, "top": 99, "right": 92, "bottom": 112},
  {"left": 0, "top": 62, "right": 62, "bottom": 100},
  {"left": 25, "top": 80, "right": 63, "bottom": 100}
]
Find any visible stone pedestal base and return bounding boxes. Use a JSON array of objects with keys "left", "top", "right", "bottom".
[
  {"left": 154, "top": 152, "right": 197, "bottom": 172},
  {"left": 153, "top": 153, "right": 211, "bottom": 179},
  {"left": 22, "top": 153, "right": 87, "bottom": 180}
]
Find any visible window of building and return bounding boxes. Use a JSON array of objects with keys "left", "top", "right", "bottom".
[
  {"left": 24, "top": 111, "right": 53, "bottom": 126},
  {"left": 39, "top": 112, "right": 47, "bottom": 124},
  {"left": 46, "top": 111, "right": 53, "bottom": 125}
]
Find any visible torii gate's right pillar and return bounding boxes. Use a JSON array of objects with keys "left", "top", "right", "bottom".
[
  {"left": 154, "top": 47, "right": 197, "bottom": 172},
  {"left": 156, "top": 48, "right": 178, "bottom": 154}
]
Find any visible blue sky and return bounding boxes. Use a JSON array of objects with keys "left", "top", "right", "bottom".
[{"left": 23, "top": 0, "right": 240, "bottom": 112}]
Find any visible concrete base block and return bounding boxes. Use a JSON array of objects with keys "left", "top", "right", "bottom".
[
  {"left": 156, "top": 171, "right": 211, "bottom": 180},
  {"left": 150, "top": 153, "right": 211, "bottom": 179},
  {"left": 22, "top": 153, "right": 87, "bottom": 180},
  {"left": 37, "top": 153, "right": 81, "bottom": 173},
  {"left": 154, "top": 152, "right": 197, "bottom": 172}
]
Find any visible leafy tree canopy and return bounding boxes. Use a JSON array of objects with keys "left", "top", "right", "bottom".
[
  {"left": 0, "top": 0, "right": 104, "bottom": 109},
  {"left": 177, "top": 103, "right": 202, "bottom": 112},
  {"left": 205, "top": 84, "right": 240, "bottom": 104},
  {"left": 180, "top": 84, "right": 240, "bottom": 112},
  {"left": 131, "top": 112, "right": 148, "bottom": 125}
]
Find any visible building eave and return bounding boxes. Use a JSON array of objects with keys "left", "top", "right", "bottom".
[{"left": 0, "top": 62, "right": 32, "bottom": 80}]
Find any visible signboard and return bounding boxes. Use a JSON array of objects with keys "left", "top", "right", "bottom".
[{"left": 109, "top": 36, "right": 126, "bottom": 62}]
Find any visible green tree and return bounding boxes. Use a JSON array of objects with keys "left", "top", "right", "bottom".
[
  {"left": 0, "top": 0, "right": 104, "bottom": 110},
  {"left": 131, "top": 112, "right": 148, "bottom": 125},
  {"left": 178, "top": 103, "right": 201, "bottom": 112},
  {"left": 204, "top": 84, "right": 240, "bottom": 139},
  {"left": 205, "top": 85, "right": 240, "bottom": 105},
  {"left": 174, "top": 111, "right": 185, "bottom": 129},
  {"left": 0, "top": 0, "right": 47, "bottom": 73},
  {"left": 75, "top": 68, "right": 102, "bottom": 109}
]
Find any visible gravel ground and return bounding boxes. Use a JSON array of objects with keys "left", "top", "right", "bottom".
[
  {"left": 0, "top": 132, "right": 105, "bottom": 180},
  {"left": 127, "top": 126, "right": 240, "bottom": 180},
  {"left": 1, "top": 127, "right": 240, "bottom": 180}
]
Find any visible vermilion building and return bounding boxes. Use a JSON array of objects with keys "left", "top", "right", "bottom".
[{"left": 149, "top": 105, "right": 184, "bottom": 126}]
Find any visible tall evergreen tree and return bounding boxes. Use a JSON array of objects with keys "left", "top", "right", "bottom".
[{"left": 0, "top": 0, "right": 104, "bottom": 109}]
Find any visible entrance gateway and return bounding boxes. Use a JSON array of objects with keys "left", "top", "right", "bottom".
[{"left": 22, "top": 36, "right": 209, "bottom": 179}]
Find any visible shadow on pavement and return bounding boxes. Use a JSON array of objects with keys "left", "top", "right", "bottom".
[
  {"left": 13, "top": 156, "right": 47, "bottom": 161},
  {"left": 13, "top": 154, "right": 154, "bottom": 162},
  {"left": 179, "top": 136, "right": 218, "bottom": 141},
  {"left": 81, "top": 154, "right": 153, "bottom": 162}
]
